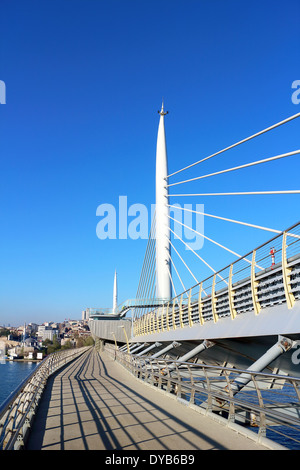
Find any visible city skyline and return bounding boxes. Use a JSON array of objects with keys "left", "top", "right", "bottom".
[{"left": 1, "top": 0, "right": 299, "bottom": 325}]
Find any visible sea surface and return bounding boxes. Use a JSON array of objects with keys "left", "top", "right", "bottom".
[
  {"left": 191, "top": 379, "right": 300, "bottom": 450},
  {"left": 0, "top": 360, "right": 38, "bottom": 407}
]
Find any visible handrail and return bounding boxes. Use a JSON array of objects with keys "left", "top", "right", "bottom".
[
  {"left": 134, "top": 221, "right": 300, "bottom": 334},
  {"left": 107, "top": 345, "right": 300, "bottom": 449},
  {"left": 0, "top": 346, "right": 91, "bottom": 450},
  {"left": 0, "top": 358, "right": 47, "bottom": 418},
  {"left": 88, "top": 298, "right": 171, "bottom": 317}
]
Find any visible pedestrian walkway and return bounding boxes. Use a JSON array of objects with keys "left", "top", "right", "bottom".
[{"left": 27, "top": 348, "right": 268, "bottom": 450}]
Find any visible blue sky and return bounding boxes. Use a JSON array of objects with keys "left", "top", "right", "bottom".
[{"left": 0, "top": 0, "right": 299, "bottom": 325}]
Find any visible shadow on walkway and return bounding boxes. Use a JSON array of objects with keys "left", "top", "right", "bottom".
[{"left": 26, "top": 348, "right": 266, "bottom": 450}]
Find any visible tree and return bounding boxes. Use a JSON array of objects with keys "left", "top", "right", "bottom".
[
  {"left": 52, "top": 334, "right": 60, "bottom": 350},
  {"left": 0, "top": 328, "right": 10, "bottom": 337},
  {"left": 84, "top": 336, "right": 94, "bottom": 346}
]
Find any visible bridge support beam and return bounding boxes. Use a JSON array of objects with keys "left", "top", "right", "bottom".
[
  {"left": 177, "top": 340, "right": 215, "bottom": 363},
  {"left": 231, "top": 335, "right": 295, "bottom": 394},
  {"left": 136, "top": 342, "right": 162, "bottom": 356},
  {"left": 130, "top": 343, "right": 146, "bottom": 354},
  {"left": 119, "top": 342, "right": 140, "bottom": 352},
  {"left": 150, "top": 341, "right": 181, "bottom": 359}
]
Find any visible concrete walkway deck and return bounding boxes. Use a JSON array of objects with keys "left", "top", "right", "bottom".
[{"left": 27, "top": 348, "right": 268, "bottom": 450}]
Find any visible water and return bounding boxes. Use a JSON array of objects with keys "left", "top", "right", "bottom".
[
  {"left": 181, "top": 376, "right": 300, "bottom": 449},
  {"left": 0, "top": 360, "right": 38, "bottom": 407},
  {"left": 235, "top": 386, "right": 300, "bottom": 450}
]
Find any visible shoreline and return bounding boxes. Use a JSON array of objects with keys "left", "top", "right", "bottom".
[{"left": 4, "top": 358, "right": 42, "bottom": 363}]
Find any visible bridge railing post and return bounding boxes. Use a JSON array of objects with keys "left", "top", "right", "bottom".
[
  {"left": 172, "top": 299, "right": 177, "bottom": 330},
  {"left": 282, "top": 230, "right": 296, "bottom": 309},
  {"left": 166, "top": 302, "right": 170, "bottom": 331},
  {"left": 174, "top": 362, "right": 182, "bottom": 398},
  {"left": 179, "top": 294, "right": 184, "bottom": 328},
  {"left": 147, "top": 311, "right": 152, "bottom": 335},
  {"left": 165, "top": 361, "right": 172, "bottom": 393},
  {"left": 149, "top": 359, "right": 155, "bottom": 386},
  {"left": 202, "top": 366, "right": 213, "bottom": 413},
  {"left": 188, "top": 289, "right": 193, "bottom": 327},
  {"left": 138, "top": 316, "right": 142, "bottom": 336},
  {"left": 156, "top": 307, "right": 161, "bottom": 333},
  {"left": 223, "top": 368, "right": 236, "bottom": 423},
  {"left": 198, "top": 282, "right": 204, "bottom": 325},
  {"left": 161, "top": 306, "right": 165, "bottom": 332},
  {"left": 144, "top": 358, "right": 151, "bottom": 383},
  {"left": 153, "top": 309, "right": 157, "bottom": 334},
  {"left": 140, "top": 316, "right": 143, "bottom": 336},
  {"left": 187, "top": 364, "right": 195, "bottom": 404},
  {"left": 251, "top": 249, "right": 261, "bottom": 315},
  {"left": 252, "top": 374, "right": 267, "bottom": 438},
  {"left": 228, "top": 264, "right": 237, "bottom": 320},
  {"left": 211, "top": 274, "right": 218, "bottom": 323}
]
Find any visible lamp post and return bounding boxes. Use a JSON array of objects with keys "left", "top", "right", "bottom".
[
  {"left": 119, "top": 325, "right": 130, "bottom": 353},
  {"left": 111, "top": 332, "right": 117, "bottom": 350}
]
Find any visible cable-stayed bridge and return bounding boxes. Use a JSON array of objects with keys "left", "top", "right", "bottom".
[
  {"left": 89, "top": 106, "right": 300, "bottom": 378},
  {"left": 2, "top": 106, "right": 300, "bottom": 451}
]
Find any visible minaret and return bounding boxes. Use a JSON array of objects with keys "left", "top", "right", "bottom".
[
  {"left": 113, "top": 270, "right": 118, "bottom": 314},
  {"left": 155, "top": 101, "right": 172, "bottom": 300},
  {"left": 23, "top": 323, "right": 26, "bottom": 344}
]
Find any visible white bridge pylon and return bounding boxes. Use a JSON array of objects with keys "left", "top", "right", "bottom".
[
  {"left": 155, "top": 102, "right": 172, "bottom": 300},
  {"left": 133, "top": 108, "right": 300, "bottom": 327}
]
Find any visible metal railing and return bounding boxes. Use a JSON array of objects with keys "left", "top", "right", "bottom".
[
  {"left": 0, "top": 346, "right": 91, "bottom": 450},
  {"left": 87, "top": 307, "right": 116, "bottom": 315},
  {"left": 107, "top": 345, "right": 300, "bottom": 450},
  {"left": 88, "top": 298, "right": 170, "bottom": 319},
  {"left": 133, "top": 221, "right": 300, "bottom": 336}
]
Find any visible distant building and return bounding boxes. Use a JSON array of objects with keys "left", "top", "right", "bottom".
[
  {"left": 37, "top": 325, "right": 46, "bottom": 337},
  {"left": 82, "top": 310, "right": 90, "bottom": 321},
  {"left": 28, "top": 323, "right": 38, "bottom": 334},
  {"left": 42, "top": 329, "right": 59, "bottom": 342},
  {"left": 37, "top": 325, "right": 59, "bottom": 343},
  {"left": 23, "top": 337, "right": 39, "bottom": 348},
  {"left": 0, "top": 341, "right": 6, "bottom": 358}
]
